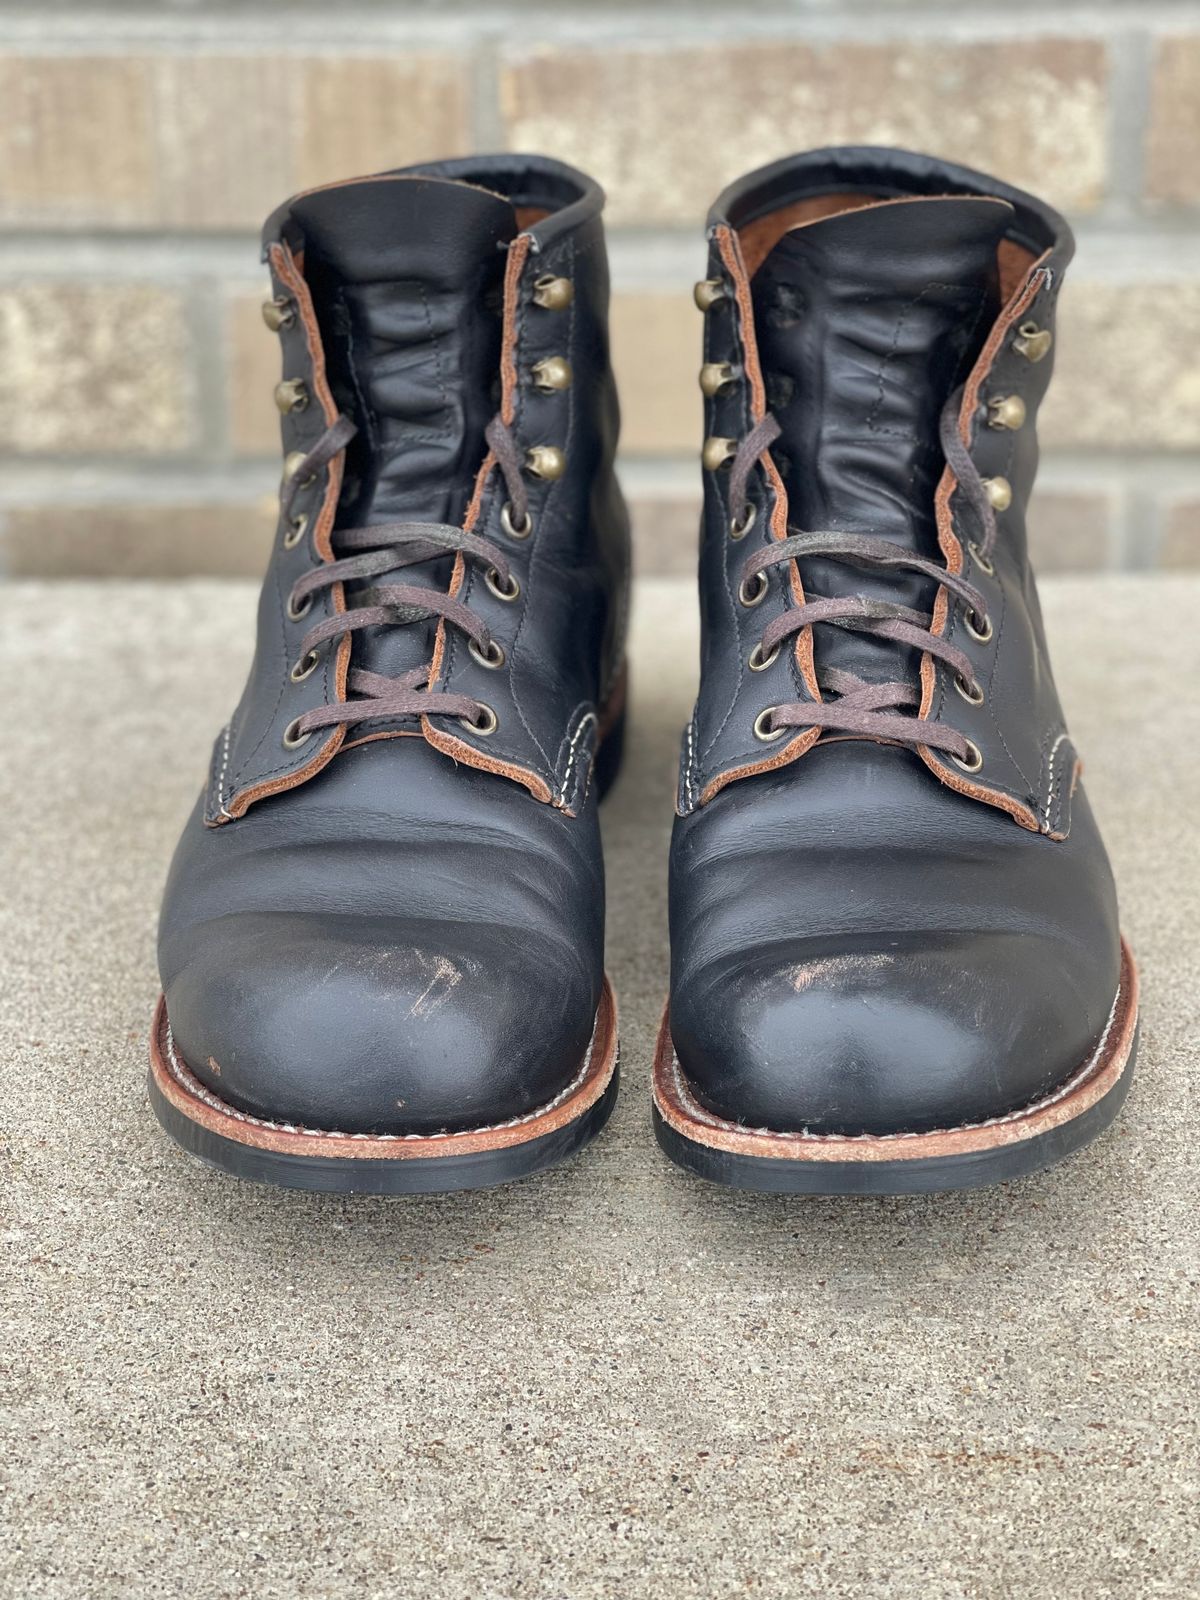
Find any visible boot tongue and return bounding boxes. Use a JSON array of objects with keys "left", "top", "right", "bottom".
[
  {"left": 289, "top": 175, "right": 517, "bottom": 680},
  {"left": 292, "top": 175, "right": 517, "bottom": 528},
  {"left": 749, "top": 194, "right": 1012, "bottom": 692},
  {"left": 751, "top": 194, "right": 1012, "bottom": 552}
]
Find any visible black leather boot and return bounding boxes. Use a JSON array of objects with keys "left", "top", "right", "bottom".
[
  {"left": 150, "top": 157, "right": 629, "bottom": 1193},
  {"left": 654, "top": 147, "right": 1138, "bottom": 1194}
]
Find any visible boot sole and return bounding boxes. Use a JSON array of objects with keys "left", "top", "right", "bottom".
[
  {"left": 652, "top": 938, "right": 1139, "bottom": 1195},
  {"left": 148, "top": 976, "right": 619, "bottom": 1195}
]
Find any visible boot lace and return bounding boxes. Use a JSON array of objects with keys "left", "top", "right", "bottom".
[
  {"left": 727, "top": 388, "right": 995, "bottom": 765},
  {"left": 280, "top": 414, "right": 531, "bottom": 740}
]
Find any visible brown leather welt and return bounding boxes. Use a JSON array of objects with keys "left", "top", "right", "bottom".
[
  {"left": 151, "top": 976, "right": 618, "bottom": 1160},
  {"left": 916, "top": 256, "right": 1052, "bottom": 832}
]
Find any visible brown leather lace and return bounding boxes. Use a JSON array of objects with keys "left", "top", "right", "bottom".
[
  {"left": 727, "top": 389, "right": 995, "bottom": 762},
  {"left": 280, "top": 414, "right": 531, "bottom": 738}
]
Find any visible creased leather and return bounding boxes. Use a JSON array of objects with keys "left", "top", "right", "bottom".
[
  {"left": 210, "top": 157, "right": 629, "bottom": 823},
  {"left": 162, "top": 156, "right": 628, "bottom": 1136},
  {"left": 669, "top": 147, "right": 1122, "bottom": 1137}
]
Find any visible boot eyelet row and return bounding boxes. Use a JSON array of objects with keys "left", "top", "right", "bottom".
[{"left": 951, "top": 738, "right": 984, "bottom": 774}]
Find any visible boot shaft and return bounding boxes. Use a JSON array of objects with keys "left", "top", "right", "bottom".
[
  {"left": 685, "top": 145, "right": 1075, "bottom": 833},
  {"left": 207, "top": 155, "right": 629, "bottom": 826}
]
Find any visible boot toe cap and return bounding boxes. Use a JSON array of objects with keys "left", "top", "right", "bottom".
[
  {"left": 671, "top": 932, "right": 1119, "bottom": 1137},
  {"left": 163, "top": 912, "right": 597, "bottom": 1136}
]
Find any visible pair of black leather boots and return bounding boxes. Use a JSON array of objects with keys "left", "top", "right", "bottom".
[{"left": 149, "top": 146, "right": 1138, "bottom": 1197}]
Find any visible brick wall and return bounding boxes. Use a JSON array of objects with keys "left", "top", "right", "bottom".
[{"left": 1, "top": 4, "right": 1198, "bottom": 579}]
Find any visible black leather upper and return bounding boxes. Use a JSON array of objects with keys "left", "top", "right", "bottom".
[
  {"left": 670, "top": 148, "right": 1122, "bottom": 1136},
  {"left": 159, "top": 156, "right": 628, "bottom": 1134}
]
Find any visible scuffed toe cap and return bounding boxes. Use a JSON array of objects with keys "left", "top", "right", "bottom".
[
  {"left": 162, "top": 911, "right": 598, "bottom": 1136},
  {"left": 670, "top": 931, "right": 1122, "bottom": 1138}
]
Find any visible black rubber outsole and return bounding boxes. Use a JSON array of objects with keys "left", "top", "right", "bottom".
[
  {"left": 652, "top": 1027, "right": 1138, "bottom": 1196},
  {"left": 149, "top": 1062, "right": 619, "bottom": 1195}
]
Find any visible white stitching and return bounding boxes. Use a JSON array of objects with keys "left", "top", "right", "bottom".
[
  {"left": 1042, "top": 731, "right": 1069, "bottom": 832},
  {"left": 212, "top": 722, "right": 234, "bottom": 821},
  {"left": 163, "top": 1016, "right": 599, "bottom": 1143},
  {"left": 681, "top": 717, "right": 698, "bottom": 810},
  {"left": 558, "top": 709, "right": 598, "bottom": 806},
  {"left": 668, "top": 976, "right": 1125, "bottom": 1145}
]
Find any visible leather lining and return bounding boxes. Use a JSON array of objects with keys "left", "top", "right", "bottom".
[{"left": 737, "top": 190, "right": 1039, "bottom": 295}]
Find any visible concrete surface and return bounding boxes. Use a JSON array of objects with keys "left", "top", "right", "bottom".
[{"left": 1, "top": 575, "right": 1198, "bottom": 1599}]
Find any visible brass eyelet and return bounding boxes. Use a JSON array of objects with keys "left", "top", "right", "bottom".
[
  {"left": 699, "top": 361, "right": 737, "bottom": 398},
  {"left": 987, "top": 394, "right": 1026, "bottom": 431},
  {"left": 748, "top": 640, "right": 780, "bottom": 673},
  {"left": 282, "top": 450, "right": 315, "bottom": 487},
  {"left": 730, "top": 502, "right": 756, "bottom": 541},
  {"left": 530, "top": 356, "right": 572, "bottom": 392},
  {"left": 460, "top": 703, "right": 498, "bottom": 737},
  {"left": 469, "top": 637, "right": 506, "bottom": 671},
  {"left": 282, "top": 716, "right": 313, "bottom": 750},
  {"left": 532, "top": 275, "right": 573, "bottom": 311},
  {"left": 965, "top": 608, "right": 993, "bottom": 644},
  {"left": 702, "top": 436, "right": 738, "bottom": 473},
  {"left": 261, "top": 296, "right": 295, "bottom": 333},
  {"left": 282, "top": 512, "right": 308, "bottom": 550},
  {"left": 485, "top": 567, "right": 520, "bottom": 601},
  {"left": 525, "top": 445, "right": 566, "bottom": 481},
  {"left": 967, "top": 539, "right": 994, "bottom": 576},
  {"left": 694, "top": 279, "right": 728, "bottom": 312},
  {"left": 274, "top": 378, "right": 310, "bottom": 415},
  {"left": 954, "top": 673, "right": 984, "bottom": 706},
  {"left": 982, "top": 476, "right": 1013, "bottom": 513},
  {"left": 951, "top": 738, "right": 984, "bottom": 774},
  {"left": 753, "top": 706, "right": 786, "bottom": 743},
  {"left": 289, "top": 650, "right": 320, "bottom": 683},
  {"left": 286, "top": 591, "right": 313, "bottom": 622},
  {"left": 501, "top": 502, "right": 533, "bottom": 540},
  {"left": 1013, "top": 321, "right": 1053, "bottom": 363},
  {"left": 739, "top": 571, "right": 768, "bottom": 607}
]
